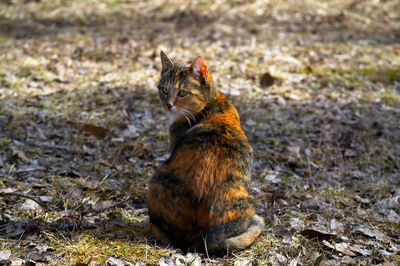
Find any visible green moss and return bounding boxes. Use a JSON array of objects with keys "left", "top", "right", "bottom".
[
  {"left": 111, "top": 0, "right": 122, "bottom": 8},
  {"left": 50, "top": 233, "right": 170, "bottom": 265},
  {"left": 380, "top": 88, "right": 399, "bottom": 106},
  {"left": 199, "top": 0, "right": 212, "bottom": 7},
  {"left": 322, "top": 187, "right": 354, "bottom": 202},
  {"left": 299, "top": 65, "right": 400, "bottom": 87},
  {"left": 383, "top": 68, "right": 400, "bottom": 81},
  {"left": 245, "top": 235, "right": 275, "bottom": 262}
]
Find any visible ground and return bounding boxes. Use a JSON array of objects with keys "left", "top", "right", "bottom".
[{"left": 0, "top": 0, "right": 399, "bottom": 265}]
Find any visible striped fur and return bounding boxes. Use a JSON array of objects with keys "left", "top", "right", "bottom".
[{"left": 147, "top": 52, "right": 264, "bottom": 253}]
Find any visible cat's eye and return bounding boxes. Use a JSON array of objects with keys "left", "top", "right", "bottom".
[
  {"left": 161, "top": 87, "right": 169, "bottom": 94},
  {"left": 178, "top": 90, "right": 188, "bottom": 97}
]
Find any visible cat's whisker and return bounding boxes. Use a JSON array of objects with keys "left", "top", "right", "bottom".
[
  {"left": 184, "top": 108, "right": 200, "bottom": 121},
  {"left": 182, "top": 109, "right": 196, "bottom": 123},
  {"left": 198, "top": 111, "right": 206, "bottom": 119},
  {"left": 185, "top": 107, "right": 206, "bottom": 120},
  {"left": 180, "top": 108, "right": 195, "bottom": 123},
  {"left": 180, "top": 111, "right": 192, "bottom": 127}
]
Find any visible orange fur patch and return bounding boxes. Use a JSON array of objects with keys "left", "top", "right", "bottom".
[
  {"left": 196, "top": 201, "right": 214, "bottom": 227},
  {"left": 200, "top": 93, "right": 246, "bottom": 138},
  {"left": 218, "top": 207, "right": 254, "bottom": 225},
  {"left": 225, "top": 186, "right": 249, "bottom": 199},
  {"left": 147, "top": 182, "right": 196, "bottom": 231},
  {"left": 163, "top": 146, "right": 226, "bottom": 199}
]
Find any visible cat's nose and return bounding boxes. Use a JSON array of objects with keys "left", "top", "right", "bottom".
[{"left": 166, "top": 102, "right": 173, "bottom": 110}]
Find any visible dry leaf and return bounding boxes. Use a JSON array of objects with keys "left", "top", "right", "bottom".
[
  {"left": 79, "top": 124, "right": 109, "bottom": 138},
  {"left": 20, "top": 199, "right": 41, "bottom": 211},
  {"left": 289, "top": 218, "right": 304, "bottom": 231},
  {"left": 301, "top": 229, "right": 337, "bottom": 241},
  {"left": 378, "top": 196, "right": 400, "bottom": 209},
  {"left": 260, "top": 72, "right": 275, "bottom": 88},
  {"left": 322, "top": 241, "right": 356, "bottom": 256},
  {"left": 0, "top": 250, "right": 11, "bottom": 262},
  {"left": 105, "top": 257, "right": 134, "bottom": 266},
  {"left": 353, "top": 226, "right": 385, "bottom": 238}
]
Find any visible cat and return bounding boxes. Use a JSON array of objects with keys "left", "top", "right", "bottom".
[{"left": 147, "top": 51, "right": 264, "bottom": 254}]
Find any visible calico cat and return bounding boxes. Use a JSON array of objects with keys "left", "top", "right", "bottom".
[{"left": 147, "top": 51, "right": 264, "bottom": 254}]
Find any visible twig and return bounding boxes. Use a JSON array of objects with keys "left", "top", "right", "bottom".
[
  {"left": 91, "top": 195, "right": 132, "bottom": 213},
  {"left": 0, "top": 192, "right": 49, "bottom": 210},
  {"left": 342, "top": 9, "right": 386, "bottom": 29},
  {"left": 203, "top": 237, "right": 210, "bottom": 261}
]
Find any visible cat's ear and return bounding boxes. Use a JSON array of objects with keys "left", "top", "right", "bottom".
[
  {"left": 160, "top": 51, "right": 174, "bottom": 73},
  {"left": 190, "top": 56, "right": 211, "bottom": 84}
]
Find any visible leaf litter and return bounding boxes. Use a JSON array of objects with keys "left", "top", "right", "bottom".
[{"left": 0, "top": 0, "right": 400, "bottom": 265}]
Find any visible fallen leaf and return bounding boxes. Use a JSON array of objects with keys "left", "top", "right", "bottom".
[
  {"left": 0, "top": 214, "right": 10, "bottom": 225},
  {"left": 332, "top": 242, "right": 356, "bottom": 256},
  {"left": 376, "top": 234, "right": 392, "bottom": 243},
  {"left": 6, "top": 219, "right": 39, "bottom": 238},
  {"left": 9, "top": 258, "right": 26, "bottom": 265},
  {"left": 301, "top": 198, "right": 321, "bottom": 210},
  {"left": 0, "top": 250, "right": 11, "bottom": 262},
  {"left": 122, "top": 124, "right": 139, "bottom": 139},
  {"left": 260, "top": 72, "right": 275, "bottom": 88},
  {"left": 353, "top": 226, "right": 385, "bottom": 238},
  {"left": 233, "top": 260, "right": 252, "bottom": 266},
  {"left": 351, "top": 244, "right": 372, "bottom": 256},
  {"left": 329, "top": 219, "right": 342, "bottom": 232},
  {"left": 92, "top": 200, "right": 116, "bottom": 211},
  {"left": 27, "top": 250, "right": 48, "bottom": 263},
  {"left": 108, "top": 218, "right": 127, "bottom": 227},
  {"left": 6, "top": 221, "right": 26, "bottom": 237},
  {"left": 322, "top": 241, "right": 358, "bottom": 256},
  {"left": 81, "top": 180, "right": 100, "bottom": 190},
  {"left": 344, "top": 149, "right": 357, "bottom": 157},
  {"left": 380, "top": 209, "right": 399, "bottom": 222},
  {"left": 263, "top": 170, "right": 281, "bottom": 184},
  {"left": 379, "top": 250, "right": 395, "bottom": 256},
  {"left": 354, "top": 195, "right": 370, "bottom": 204},
  {"left": 300, "top": 229, "right": 337, "bottom": 241},
  {"left": 159, "top": 256, "right": 176, "bottom": 266},
  {"left": 105, "top": 257, "right": 134, "bottom": 266},
  {"left": 317, "top": 215, "right": 327, "bottom": 226},
  {"left": 158, "top": 253, "right": 201, "bottom": 266},
  {"left": 64, "top": 187, "right": 83, "bottom": 200},
  {"left": 12, "top": 150, "right": 29, "bottom": 162},
  {"left": 75, "top": 263, "right": 88, "bottom": 266},
  {"left": 83, "top": 144, "right": 97, "bottom": 154},
  {"left": 288, "top": 146, "right": 301, "bottom": 157},
  {"left": 378, "top": 196, "right": 400, "bottom": 209},
  {"left": 39, "top": 196, "right": 53, "bottom": 202},
  {"left": 274, "top": 253, "right": 287, "bottom": 264},
  {"left": 246, "top": 119, "right": 257, "bottom": 126},
  {"left": 20, "top": 199, "right": 41, "bottom": 211},
  {"left": 313, "top": 255, "right": 324, "bottom": 266},
  {"left": 289, "top": 218, "right": 304, "bottom": 231},
  {"left": 289, "top": 258, "right": 299, "bottom": 266},
  {"left": 55, "top": 217, "right": 78, "bottom": 231},
  {"left": 276, "top": 229, "right": 294, "bottom": 245},
  {"left": 79, "top": 124, "right": 109, "bottom": 138}
]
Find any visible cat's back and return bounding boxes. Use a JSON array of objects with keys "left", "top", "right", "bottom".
[
  {"left": 180, "top": 93, "right": 251, "bottom": 153},
  {"left": 149, "top": 93, "right": 255, "bottom": 250},
  {"left": 159, "top": 92, "right": 254, "bottom": 217}
]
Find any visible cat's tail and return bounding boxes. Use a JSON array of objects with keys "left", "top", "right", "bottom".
[{"left": 223, "top": 214, "right": 265, "bottom": 252}]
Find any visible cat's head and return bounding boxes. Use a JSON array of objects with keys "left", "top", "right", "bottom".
[{"left": 158, "top": 51, "right": 217, "bottom": 125}]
